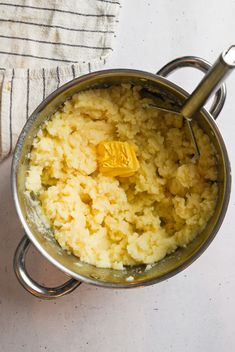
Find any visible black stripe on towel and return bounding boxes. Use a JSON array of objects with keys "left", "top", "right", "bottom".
[
  {"left": 0, "top": 50, "right": 77, "bottom": 63},
  {"left": 0, "top": 3, "right": 116, "bottom": 18},
  {"left": 0, "top": 35, "right": 112, "bottom": 51},
  {"left": 26, "top": 69, "right": 30, "bottom": 120},
  {"left": 97, "top": 0, "right": 120, "bottom": 4},
  {"left": 42, "top": 68, "right": 46, "bottom": 100},
  {"left": 56, "top": 67, "right": 60, "bottom": 89},
  {"left": 71, "top": 65, "right": 76, "bottom": 79},
  {"left": 9, "top": 68, "right": 15, "bottom": 154},
  {"left": 0, "top": 19, "right": 115, "bottom": 34}
]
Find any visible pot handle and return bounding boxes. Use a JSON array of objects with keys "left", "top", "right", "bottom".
[
  {"left": 157, "top": 56, "right": 227, "bottom": 119},
  {"left": 14, "top": 235, "right": 81, "bottom": 299}
]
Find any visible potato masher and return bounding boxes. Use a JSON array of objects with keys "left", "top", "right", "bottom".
[{"left": 141, "top": 45, "right": 235, "bottom": 159}]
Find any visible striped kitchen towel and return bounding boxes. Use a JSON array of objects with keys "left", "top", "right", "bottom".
[{"left": 0, "top": 0, "right": 121, "bottom": 161}]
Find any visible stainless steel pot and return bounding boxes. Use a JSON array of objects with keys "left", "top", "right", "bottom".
[{"left": 12, "top": 56, "right": 231, "bottom": 299}]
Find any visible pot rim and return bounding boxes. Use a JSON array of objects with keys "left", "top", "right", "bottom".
[{"left": 11, "top": 68, "right": 232, "bottom": 288}]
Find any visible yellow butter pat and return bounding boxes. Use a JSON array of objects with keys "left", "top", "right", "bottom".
[{"left": 97, "top": 141, "right": 140, "bottom": 177}]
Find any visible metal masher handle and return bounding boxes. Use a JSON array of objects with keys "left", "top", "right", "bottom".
[
  {"left": 182, "top": 45, "right": 235, "bottom": 121},
  {"left": 157, "top": 56, "right": 226, "bottom": 119}
]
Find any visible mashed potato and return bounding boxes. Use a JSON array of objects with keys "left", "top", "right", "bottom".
[{"left": 26, "top": 84, "right": 218, "bottom": 270}]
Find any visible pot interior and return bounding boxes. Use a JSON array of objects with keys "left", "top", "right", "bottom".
[{"left": 13, "top": 70, "right": 230, "bottom": 288}]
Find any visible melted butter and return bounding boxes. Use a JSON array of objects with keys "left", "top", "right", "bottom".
[{"left": 96, "top": 141, "right": 140, "bottom": 177}]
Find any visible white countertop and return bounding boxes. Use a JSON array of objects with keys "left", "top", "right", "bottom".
[{"left": 1, "top": 1, "right": 235, "bottom": 351}]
